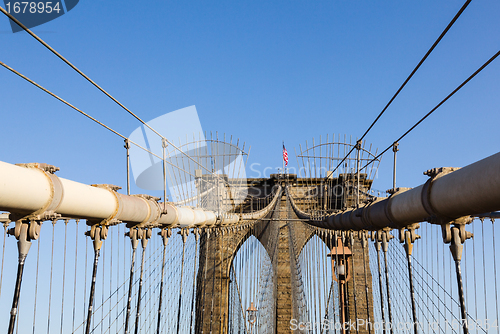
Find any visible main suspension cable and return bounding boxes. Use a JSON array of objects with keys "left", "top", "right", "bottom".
[
  {"left": 0, "top": 6, "right": 234, "bottom": 188},
  {"left": 360, "top": 49, "right": 500, "bottom": 171},
  {"left": 330, "top": 0, "right": 472, "bottom": 175},
  {"left": 0, "top": 60, "right": 198, "bottom": 179}
]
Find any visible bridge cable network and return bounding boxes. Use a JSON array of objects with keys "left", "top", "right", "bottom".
[
  {"left": 360, "top": 48, "right": 500, "bottom": 171},
  {"left": 329, "top": 0, "right": 472, "bottom": 176},
  {"left": 2, "top": 1, "right": 500, "bottom": 333},
  {"left": 0, "top": 4, "right": 238, "bottom": 194}
]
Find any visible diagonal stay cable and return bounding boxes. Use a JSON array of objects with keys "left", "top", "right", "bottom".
[
  {"left": 0, "top": 60, "right": 196, "bottom": 178},
  {"left": 0, "top": 5, "right": 230, "bottom": 184},
  {"left": 360, "top": 48, "right": 500, "bottom": 171},
  {"left": 330, "top": 0, "right": 472, "bottom": 175}
]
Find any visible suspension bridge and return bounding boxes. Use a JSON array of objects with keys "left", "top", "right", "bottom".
[
  {"left": 1, "top": 136, "right": 500, "bottom": 334},
  {"left": 1, "top": 0, "right": 500, "bottom": 333}
]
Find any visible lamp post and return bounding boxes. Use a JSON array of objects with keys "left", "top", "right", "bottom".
[
  {"left": 328, "top": 236, "right": 353, "bottom": 334},
  {"left": 246, "top": 302, "right": 258, "bottom": 334}
]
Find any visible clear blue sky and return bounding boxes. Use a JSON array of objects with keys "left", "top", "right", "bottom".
[{"left": 1, "top": 0, "right": 499, "bottom": 195}]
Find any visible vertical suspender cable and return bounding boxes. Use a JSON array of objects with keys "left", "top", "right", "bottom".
[
  {"left": 100, "top": 236, "right": 106, "bottom": 333},
  {"left": 322, "top": 234, "right": 330, "bottom": 331},
  {"left": 118, "top": 225, "right": 122, "bottom": 331},
  {"left": 85, "top": 226, "right": 104, "bottom": 334},
  {"left": 162, "top": 139, "right": 168, "bottom": 209},
  {"left": 189, "top": 232, "right": 199, "bottom": 334},
  {"left": 134, "top": 232, "right": 148, "bottom": 334},
  {"left": 356, "top": 140, "right": 361, "bottom": 208},
  {"left": 125, "top": 139, "right": 131, "bottom": 195},
  {"left": 350, "top": 233, "right": 360, "bottom": 334},
  {"left": 361, "top": 233, "right": 372, "bottom": 334},
  {"left": 375, "top": 238, "right": 387, "bottom": 334},
  {"left": 382, "top": 232, "right": 394, "bottom": 334},
  {"left": 404, "top": 231, "right": 418, "bottom": 334},
  {"left": 108, "top": 226, "right": 114, "bottom": 332},
  {"left": 32, "top": 228, "right": 41, "bottom": 334},
  {"left": 124, "top": 229, "right": 138, "bottom": 334},
  {"left": 334, "top": 231, "right": 339, "bottom": 331},
  {"left": 72, "top": 220, "right": 79, "bottom": 333},
  {"left": 341, "top": 232, "right": 348, "bottom": 334},
  {"left": 84, "top": 227, "right": 88, "bottom": 325},
  {"left": 60, "top": 220, "right": 68, "bottom": 334},
  {"left": 176, "top": 230, "right": 187, "bottom": 334},
  {"left": 449, "top": 226, "right": 469, "bottom": 334},
  {"left": 7, "top": 222, "right": 31, "bottom": 334},
  {"left": 201, "top": 230, "right": 210, "bottom": 333},
  {"left": 491, "top": 219, "right": 499, "bottom": 332},
  {"left": 472, "top": 222, "right": 478, "bottom": 321},
  {"left": 219, "top": 231, "right": 225, "bottom": 333},
  {"left": 156, "top": 229, "right": 170, "bottom": 334},
  {"left": 47, "top": 220, "right": 56, "bottom": 334},
  {"left": 312, "top": 235, "right": 319, "bottom": 333},
  {"left": 481, "top": 220, "right": 488, "bottom": 324},
  {"left": 426, "top": 225, "right": 432, "bottom": 329},
  {"left": 0, "top": 223, "right": 6, "bottom": 299},
  {"left": 209, "top": 233, "right": 217, "bottom": 334},
  {"left": 392, "top": 143, "right": 399, "bottom": 191}
]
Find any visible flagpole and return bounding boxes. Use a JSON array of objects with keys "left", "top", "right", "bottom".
[{"left": 282, "top": 141, "right": 285, "bottom": 176}]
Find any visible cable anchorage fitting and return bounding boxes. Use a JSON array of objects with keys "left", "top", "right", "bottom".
[
  {"left": 85, "top": 224, "right": 108, "bottom": 251},
  {"left": 159, "top": 228, "right": 172, "bottom": 246},
  {"left": 138, "top": 227, "right": 152, "bottom": 248},
  {"left": 378, "top": 228, "right": 394, "bottom": 253},
  {"left": 355, "top": 139, "right": 362, "bottom": 151},
  {"left": 398, "top": 223, "right": 420, "bottom": 256},
  {"left": 392, "top": 142, "right": 399, "bottom": 153},
  {"left": 178, "top": 228, "right": 190, "bottom": 243}
]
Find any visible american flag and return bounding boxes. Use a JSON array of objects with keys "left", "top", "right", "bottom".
[{"left": 283, "top": 143, "right": 288, "bottom": 167}]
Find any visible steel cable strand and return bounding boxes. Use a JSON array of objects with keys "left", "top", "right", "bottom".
[
  {"left": 380, "top": 241, "right": 411, "bottom": 332},
  {"left": 46, "top": 221, "right": 56, "bottom": 334},
  {"left": 0, "top": 223, "right": 6, "bottom": 300},
  {"left": 390, "top": 241, "right": 452, "bottom": 329},
  {"left": 71, "top": 220, "right": 80, "bottom": 333},
  {"left": 491, "top": 219, "right": 500, "bottom": 332},
  {"left": 60, "top": 220, "right": 69, "bottom": 334},
  {"left": 230, "top": 261, "right": 248, "bottom": 333},
  {"left": 391, "top": 239, "right": 485, "bottom": 333},
  {"left": 480, "top": 219, "right": 489, "bottom": 328},
  {"left": 329, "top": 0, "right": 473, "bottom": 176},
  {"left": 388, "top": 233, "right": 413, "bottom": 329},
  {"left": 386, "top": 239, "right": 408, "bottom": 325},
  {"left": 136, "top": 241, "right": 164, "bottom": 333},
  {"left": 100, "top": 233, "right": 106, "bottom": 334},
  {"left": 410, "top": 253, "right": 486, "bottom": 332},
  {"left": 95, "top": 238, "right": 163, "bottom": 333},
  {"left": 368, "top": 241, "right": 384, "bottom": 329},
  {"left": 107, "top": 225, "right": 114, "bottom": 334},
  {"left": 361, "top": 49, "right": 500, "bottom": 172},
  {"left": 386, "top": 248, "right": 414, "bottom": 334},
  {"left": 85, "top": 239, "right": 161, "bottom": 333},
  {"left": 32, "top": 224, "right": 42, "bottom": 334},
  {"left": 387, "top": 242, "right": 443, "bottom": 334},
  {"left": 0, "top": 60, "right": 202, "bottom": 185},
  {"left": 208, "top": 231, "right": 218, "bottom": 334},
  {"left": 0, "top": 7, "right": 236, "bottom": 189}
]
